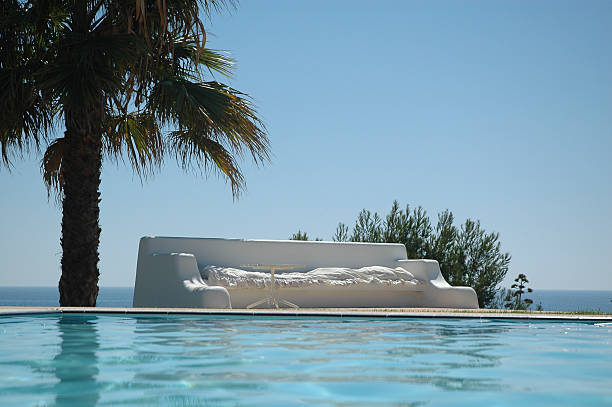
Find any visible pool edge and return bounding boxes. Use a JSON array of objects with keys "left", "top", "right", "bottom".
[{"left": 1, "top": 306, "right": 612, "bottom": 321}]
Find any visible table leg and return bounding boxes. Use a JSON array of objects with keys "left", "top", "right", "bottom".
[
  {"left": 246, "top": 266, "right": 300, "bottom": 309},
  {"left": 246, "top": 297, "right": 271, "bottom": 309},
  {"left": 270, "top": 268, "right": 278, "bottom": 309},
  {"left": 278, "top": 299, "right": 299, "bottom": 309}
]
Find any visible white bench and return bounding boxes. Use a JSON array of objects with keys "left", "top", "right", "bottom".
[{"left": 132, "top": 236, "right": 479, "bottom": 309}]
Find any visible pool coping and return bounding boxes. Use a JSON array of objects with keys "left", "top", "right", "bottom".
[{"left": 1, "top": 306, "right": 612, "bottom": 321}]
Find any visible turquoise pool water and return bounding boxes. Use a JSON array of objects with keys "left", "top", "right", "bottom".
[{"left": 0, "top": 314, "right": 611, "bottom": 406}]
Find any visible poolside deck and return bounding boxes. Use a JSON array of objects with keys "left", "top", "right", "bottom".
[{"left": 1, "top": 306, "right": 611, "bottom": 321}]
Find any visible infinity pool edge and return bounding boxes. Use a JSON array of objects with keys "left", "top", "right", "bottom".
[{"left": 1, "top": 306, "right": 612, "bottom": 321}]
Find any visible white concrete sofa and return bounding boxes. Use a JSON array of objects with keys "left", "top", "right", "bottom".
[{"left": 132, "top": 236, "right": 479, "bottom": 309}]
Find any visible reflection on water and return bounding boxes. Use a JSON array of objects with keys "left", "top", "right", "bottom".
[
  {"left": 2, "top": 315, "right": 611, "bottom": 406},
  {"left": 52, "top": 315, "right": 100, "bottom": 407},
  {"left": 128, "top": 316, "right": 509, "bottom": 405}
]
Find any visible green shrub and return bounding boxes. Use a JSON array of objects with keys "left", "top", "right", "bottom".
[
  {"left": 290, "top": 230, "right": 309, "bottom": 241},
  {"left": 333, "top": 200, "right": 511, "bottom": 308},
  {"left": 290, "top": 230, "right": 322, "bottom": 241}
]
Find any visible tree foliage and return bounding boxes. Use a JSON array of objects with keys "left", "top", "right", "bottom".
[
  {"left": 290, "top": 230, "right": 321, "bottom": 241},
  {"left": 333, "top": 200, "right": 511, "bottom": 307},
  {"left": 1, "top": 0, "right": 269, "bottom": 197},
  {"left": 290, "top": 230, "right": 309, "bottom": 241}
]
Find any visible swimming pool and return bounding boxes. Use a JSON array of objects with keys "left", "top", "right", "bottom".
[{"left": 1, "top": 313, "right": 611, "bottom": 406}]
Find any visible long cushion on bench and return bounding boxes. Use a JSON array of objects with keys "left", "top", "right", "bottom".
[{"left": 201, "top": 265, "right": 422, "bottom": 289}]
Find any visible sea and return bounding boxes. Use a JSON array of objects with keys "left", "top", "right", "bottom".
[{"left": 0, "top": 287, "right": 611, "bottom": 312}]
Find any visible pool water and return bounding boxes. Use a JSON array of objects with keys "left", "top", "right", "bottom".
[{"left": 0, "top": 314, "right": 611, "bottom": 406}]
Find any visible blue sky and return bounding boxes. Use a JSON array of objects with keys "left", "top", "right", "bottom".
[{"left": 1, "top": 0, "right": 611, "bottom": 290}]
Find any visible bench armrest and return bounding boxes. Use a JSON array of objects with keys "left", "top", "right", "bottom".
[{"left": 133, "top": 252, "right": 231, "bottom": 308}]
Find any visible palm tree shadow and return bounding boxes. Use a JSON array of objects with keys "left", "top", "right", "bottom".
[{"left": 52, "top": 314, "right": 101, "bottom": 407}]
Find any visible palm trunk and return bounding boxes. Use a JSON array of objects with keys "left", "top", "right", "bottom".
[{"left": 58, "top": 104, "right": 103, "bottom": 306}]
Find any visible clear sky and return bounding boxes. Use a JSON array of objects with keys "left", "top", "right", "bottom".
[{"left": 1, "top": 0, "right": 611, "bottom": 290}]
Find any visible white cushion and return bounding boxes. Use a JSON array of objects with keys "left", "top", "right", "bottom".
[{"left": 200, "top": 265, "right": 422, "bottom": 289}]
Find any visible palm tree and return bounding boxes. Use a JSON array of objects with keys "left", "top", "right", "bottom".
[{"left": 0, "top": 0, "right": 269, "bottom": 306}]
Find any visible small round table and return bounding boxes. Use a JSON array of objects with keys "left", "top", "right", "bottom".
[{"left": 243, "top": 264, "right": 303, "bottom": 309}]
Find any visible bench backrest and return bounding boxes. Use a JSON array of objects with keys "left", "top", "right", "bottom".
[{"left": 138, "top": 236, "right": 408, "bottom": 270}]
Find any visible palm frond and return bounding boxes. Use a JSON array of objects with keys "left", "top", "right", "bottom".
[
  {"left": 40, "top": 110, "right": 165, "bottom": 197},
  {"left": 41, "top": 137, "right": 64, "bottom": 202},
  {"left": 103, "top": 111, "right": 164, "bottom": 178},
  {"left": 173, "top": 42, "right": 234, "bottom": 79},
  {"left": 0, "top": 1, "right": 58, "bottom": 167},
  {"left": 148, "top": 77, "right": 270, "bottom": 163},
  {"left": 169, "top": 129, "right": 244, "bottom": 196},
  {"left": 37, "top": 32, "right": 143, "bottom": 109},
  {"left": 0, "top": 68, "right": 54, "bottom": 167},
  {"left": 198, "top": 0, "right": 237, "bottom": 18}
]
